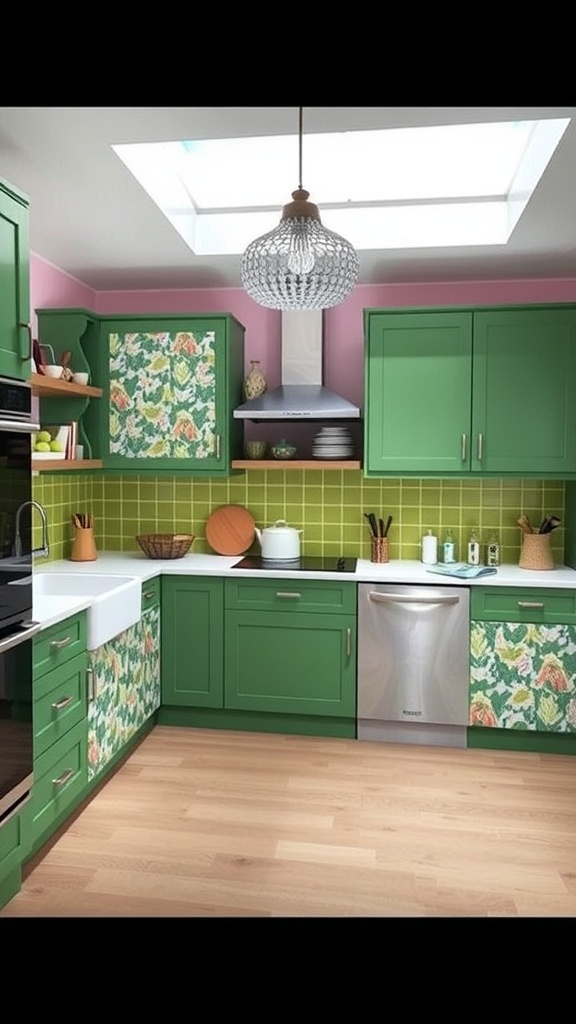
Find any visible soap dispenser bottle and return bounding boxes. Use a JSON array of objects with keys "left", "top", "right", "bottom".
[
  {"left": 467, "top": 529, "right": 480, "bottom": 565},
  {"left": 443, "top": 529, "right": 456, "bottom": 564}
]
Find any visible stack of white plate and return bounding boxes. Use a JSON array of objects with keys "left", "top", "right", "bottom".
[{"left": 312, "top": 426, "right": 355, "bottom": 459}]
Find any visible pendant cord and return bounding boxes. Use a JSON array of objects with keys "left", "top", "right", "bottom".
[{"left": 298, "top": 106, "right": 303, "bottom": 189}]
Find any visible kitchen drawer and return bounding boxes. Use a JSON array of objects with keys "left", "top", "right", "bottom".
[
  {"left": 471, "top": 587, "right": 576, "bottom": 624},
  {"left": 33, "top": 651, "right": 87, "bottom": 758},
  {"left": 29, "top": 719, "right": 88, "bottom": 850},
  {"left": 141, "top": 576, "right": 161, "bottom": 612},
  {"left": 33, "top": 613, "right": 87, "bottom": 679},
  {"left": 224, "top": 578, "right": 357, "bottom": 614}
]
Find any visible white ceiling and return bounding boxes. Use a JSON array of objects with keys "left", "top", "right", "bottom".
[{"left": 1, "top": 106, "right": 576, "bottom": 292}]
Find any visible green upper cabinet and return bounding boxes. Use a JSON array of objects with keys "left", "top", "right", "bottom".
[
  {"left": 96, "top": 314, "right": 245, "bottom": 474},
  {"left": 36, "top": 310, "right": 246, "bottom": 475},
  {"left": 0, "top": 178, "right": 30, "bottom": 381},
  {"left": 364, "top": 305, "right": 576, "bottom": 477}
]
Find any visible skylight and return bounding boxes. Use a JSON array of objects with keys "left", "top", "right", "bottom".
[{"left": 113, "top": 117, "right": 570, "bottom": 255}]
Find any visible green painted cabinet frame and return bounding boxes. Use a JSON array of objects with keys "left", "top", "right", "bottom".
[
  {"left": 364, "top": 305, "right": 576, "bottom": 477},
  {"left": 0, "top": 178, "right": 30, "bottom": 381},
  {"left": 36, "top": 309, "right": 246, "bottom": 475}
]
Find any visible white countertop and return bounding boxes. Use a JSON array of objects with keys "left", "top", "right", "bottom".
[{"left": 32, "top": 551, "right": 576, "bottom": 634}]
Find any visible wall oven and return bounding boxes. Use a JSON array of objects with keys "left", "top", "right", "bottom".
[{"left": 0, "top": 376, "right": 41, "bottom": 824}]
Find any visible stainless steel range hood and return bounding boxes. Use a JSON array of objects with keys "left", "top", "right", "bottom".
[{"left": 233, "top": 310, "right": 361, "bottom": 420}]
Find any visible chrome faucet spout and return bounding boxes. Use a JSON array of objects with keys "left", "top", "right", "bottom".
[{"left": 13, "top": 500, "right": 50, "bottom": 560}]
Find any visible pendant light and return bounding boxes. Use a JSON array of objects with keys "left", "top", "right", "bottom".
[{"left": 241, "top": 107, "right": 359, "bottom": 310}]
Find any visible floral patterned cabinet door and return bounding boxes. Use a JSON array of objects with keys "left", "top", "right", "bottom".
[
  {"left": 87, "top": 605, "right": 160, "bottom": 781},
  {"left": 100, "top": 315, "right": 245, "bottom": 475},
  {"left": 470, "top": 619, "right": 576, "bottom": 733}
]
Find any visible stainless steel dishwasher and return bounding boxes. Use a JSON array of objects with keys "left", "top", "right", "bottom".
[{"left": 357, "top": 582, "right": 470, "bottom": 748}]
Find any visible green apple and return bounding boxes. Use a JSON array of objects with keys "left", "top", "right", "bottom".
[
  {"left": 36, "top": 430, "right": 52, "bottom": 443},
  {"left": 34, "top": 441, "right": 51, "bottom": 452},
  {"left": 49, "top": 440, "right": 63, "bottom": 452}
]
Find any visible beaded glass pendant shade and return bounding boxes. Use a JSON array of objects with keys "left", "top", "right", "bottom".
[{"left": 241, "top": 109, "right": 359, "bottom": 311}]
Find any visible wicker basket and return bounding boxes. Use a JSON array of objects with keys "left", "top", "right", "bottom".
[{"left": 136, "top": 533, "right": 195, "bottom": 559}]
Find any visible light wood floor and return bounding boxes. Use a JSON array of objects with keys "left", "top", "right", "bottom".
[{"left": 2, "top": 725, "right": 576, "bottom": 918}]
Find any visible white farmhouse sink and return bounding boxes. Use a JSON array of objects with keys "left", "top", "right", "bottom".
[{"left": 33, "top": 573, "right": 142, "bottom": 649}]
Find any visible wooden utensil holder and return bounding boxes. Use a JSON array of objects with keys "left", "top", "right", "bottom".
[
  {"left": 371, "top": 537, "right": 389, "bottom": 564},
  {"left": 519, "top": 532, "right": 554, "bottom": 571},
  {"left": 70, "top": 526, "right": 98, "bottom": 562}
]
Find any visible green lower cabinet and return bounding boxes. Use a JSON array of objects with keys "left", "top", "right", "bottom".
[
  {"left": 0, "top": 807, "right": 30, "bottom": 907},
  {"left": 159, "top": 575, "right": 357, "bottom": 737},
  {"left": 29, "top": 719, "right": 88, "bottom": 852},
  {"left": 470, "top": 619, "right": 576, "bottom": 733},
  {"left": 87, "top": 605, "right": 161, "bottom": 780},
  {"left": 224, "top": 610, "right": 356, "bottom": 717},
  {"left": 161, "top": 576, "right": 224, "bottom": 706}
]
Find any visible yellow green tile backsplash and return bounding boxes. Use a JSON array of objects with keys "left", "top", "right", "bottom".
[{"left": 32, "top": 471, "right": 566, "bottom": 565}]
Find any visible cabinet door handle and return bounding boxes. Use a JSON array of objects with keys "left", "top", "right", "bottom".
[
  {"left": 276, "top": 592, "right": 302, "bottom": 600},
  {"left": 216, "top": 434, "right": 221, "bottom": 459},
  {"left": 86, "top": 667, "right": 95, "bottom": 701},
  {"left": 52, "top": 768, "right": 74, "bottom": 787},
  {"left": 461, "top": 434, "right": 467, "bottom": 461},
  {"left": 51, "top": 695, "right": 75, "bottom": 711},
  {"left": 19, "top": 321, "right": 32, "bottom": 360},
  {"left": 477, "top": 433, "right": 484, "bottom": 461},
  {"left": 517, "top": 601, "right": 545, "bottom": 609},
  {"left": 346, "top": 627, "right": 351, "bottom": 658},
  {"left": 50, "top": 636, "right": 72, "bottom": 649}
]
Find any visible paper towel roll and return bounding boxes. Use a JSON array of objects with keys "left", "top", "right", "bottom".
[{"left": 421, "top": 530, "right": 438, "bottom": 564}]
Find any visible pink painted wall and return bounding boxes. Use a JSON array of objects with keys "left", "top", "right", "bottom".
[{"left": 30, "top": 252, "right": 576, "bottom": 411}]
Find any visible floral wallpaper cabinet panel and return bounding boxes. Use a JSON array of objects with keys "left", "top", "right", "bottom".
[
  {"left": 470, "top": 620, "right": 576, "bottom": 733},
  {"left": 87, "top": 605, "right": 160, "bottom": 780},
  {"left": 101, "top": 315, "right": 245, "bottom": 475}
]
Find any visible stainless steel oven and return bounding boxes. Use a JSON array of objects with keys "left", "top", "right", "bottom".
[{"left": 0, "top": 376, "right": 41, "bottom": 824}]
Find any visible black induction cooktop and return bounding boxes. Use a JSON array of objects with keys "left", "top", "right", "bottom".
[{"left": 232, "top": 555, "right": 357, "bottom": 573}]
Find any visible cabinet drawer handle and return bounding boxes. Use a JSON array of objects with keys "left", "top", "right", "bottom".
[
  {"left": 87, "top": 667, "right": 95, "bottom": 701},
  {"left": 517, "top": 601, "right": 545, "bottom": 609},
  {"left": 52, "top": 768, "right": 74, "bottom": 787},
  {"left": 51, "top": 695, "right": 75, "bottom": 711},
  {"left": 461, "top": 434, "right": 467, "bottom": 461},
  {"left": 50, "top": 636, "right": 72, "bottom": 649},
  {"left": 477, "top": 433, "right": 484, "bottom": 461},
  {"left": 143, "top": 590, "right": 155, "bottom": 600},
  {"left": 276, "top": 592, "right": 302, "bottom": 600}
]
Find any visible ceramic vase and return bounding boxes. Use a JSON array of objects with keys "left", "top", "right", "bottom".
[{"left": 243, "top": 360, "right": 267, "bottom": 401}]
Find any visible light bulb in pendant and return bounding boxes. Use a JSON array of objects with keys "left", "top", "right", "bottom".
[{"left": 287, "top": 223, "right": 315, "bottom": 275}]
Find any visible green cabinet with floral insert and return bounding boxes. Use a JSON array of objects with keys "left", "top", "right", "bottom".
[
  {"left": 90, "top": 312, "right": 245, "bottom": 474},
  {"left": 87, "top": 582, "right": 161, "bottom": 780},
  {"left": 469, "top": 587, "right": 576, "bottom": 736}
]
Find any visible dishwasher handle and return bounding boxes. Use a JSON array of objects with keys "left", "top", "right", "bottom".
[{"left": 367, "top": 591, "right": 461, "bottom": 606}]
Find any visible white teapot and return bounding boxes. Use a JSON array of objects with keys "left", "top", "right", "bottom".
[{"left": 254, "top": 519, "right": 302, "bottom": 560}]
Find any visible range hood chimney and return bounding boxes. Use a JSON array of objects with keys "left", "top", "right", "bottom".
[{"left": 233, "top": 310, "right": 361, "bottom": 420}]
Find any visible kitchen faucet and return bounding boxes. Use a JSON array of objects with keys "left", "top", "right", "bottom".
[{"left": 13, "top": 500, "right": 50, "bottom": 559}]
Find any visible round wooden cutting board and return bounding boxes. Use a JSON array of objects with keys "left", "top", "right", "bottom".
[{"left": 205, "top": 504, "right": 256, "bottom": 556}]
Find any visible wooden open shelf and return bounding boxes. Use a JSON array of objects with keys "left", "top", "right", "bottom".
[
  {"left": 231, "top": 459, "right": 361, "bottom": 471},
  {"left": 30, "top": 373, "right": 102, "bottom": 398},
  {"left": 32, "top": 458, "right": 103, "bottom": 472}
]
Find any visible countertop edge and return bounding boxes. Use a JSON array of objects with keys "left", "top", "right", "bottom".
[{"left": 32, "top": 553, "right": 576, "bottom": 632}]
